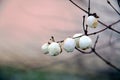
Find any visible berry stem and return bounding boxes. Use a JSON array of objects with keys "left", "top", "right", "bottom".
[
  {"left": 82, "top": 16, "right": 87, "bottom": 34},
  {"left": 51, "top": 36, "right": 55, "bottom": 42},
  {"left": 75, "top": 47, "right": 92, "bottom": 54}
]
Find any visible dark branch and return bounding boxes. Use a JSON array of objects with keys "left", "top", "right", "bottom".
[
  {"left": 88, "top": 27, "right": 108, "bottom": 35},
  {"left": 88, "top": 0, "right": 90, "bottom": 16},
  {"left": 107, "top": 0, "right": 120, "bottom": 15},
  {"left": 91, "top": 36, "right": 120, "bottom": 72},
  {"left": 93, "top": 50, "right": 120, "bottom": 72},
  {"left": 98, "top": 20, "right": 108, "bottom": 27},
  {"left": 69, "top": 0, "right": 88, "bottom": 14},
  {"left": 93, "top": 35, "right": 99, "bottom": 48},
  {"left": 83, "top": 16, "right": 86, "bottom": 32},
  {"left": 82, "top": 15, "right": 88, "bottom": 35},
  {"left": 109, "top": 19, "right": 120, "bottom": 26},
  {"left": 98, "top": 20, "right": 120, "bottom": 34}
]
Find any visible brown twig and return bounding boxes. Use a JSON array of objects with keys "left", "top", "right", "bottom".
[{"left": 107, "top": 0, "right": 120, "bottom": 15}]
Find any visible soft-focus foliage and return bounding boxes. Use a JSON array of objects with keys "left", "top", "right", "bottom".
[{"left": 0, "top": 66, "right": 120, "bottom": 80}]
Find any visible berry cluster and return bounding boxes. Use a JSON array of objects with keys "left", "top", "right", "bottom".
[
  {"left": 41, "top": 16, "right": 98, "bottom": 56},
  {"left": 41, "top": 0, "right": 120, "bottom": 72}
]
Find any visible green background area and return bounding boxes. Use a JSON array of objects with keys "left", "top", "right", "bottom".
[{"left": 0, "top": 66, "right": 120, "bottom": 80}]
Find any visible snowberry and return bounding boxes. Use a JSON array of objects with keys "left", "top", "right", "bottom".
[
  {"left": 73, "top": 33, "right": 83, "bottom": 48},
  {"left": 87, "top": 16, "right": 98, "bottom": 28},
  {"left": 48, "top": 42, "right": 61, "bottom": 56},
  {"left": 79, "top": 36, "right": 92, "bottom": 50},
  {"left": 41, "top": 43, "right": 49, "bottom": 54},
  {"left": 63, "top": 38, "right": 76, "bottom": 52}
]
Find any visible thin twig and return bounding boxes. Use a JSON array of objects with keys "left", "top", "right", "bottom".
[
  {"left": 93, "top": 35, "right": 99, "bottom": 48},
  {"left": 85, "top": 25, "right": 89, "bottom": 35},
  {"left": 109, "top": 19, "right": 120, "bottom": 26},
  {"left": 88, "top": 0, "right": 90, "bottom": 16},
  {"left": 107, "top": 0, "right": 120, "bottom": 15},
  {"left": 57, "top": 40, "right": 64, "bottom": 43},
  {"left": 75, "top": 47, "right": 92, "bottom": 54},
  {"left": 93, "top": 49, "right": 120, "bottom": 72},
  {"left": 82, "top": 15, "right": 88, "bottom": 35},
  {"left": 91, "top": 36, "right": 120, "bottom": 72},
  {"left": 88, "top": 27, "right": 108, "bottom": 35},
  {"left": 108, "top": 26, "right": 120, "bottom": 34},
  {"left": 83, "top": 16, "right": 87, "bottom": 35},
  {"left": 69, "top": 0, "right": 88, "bottom": 14},
  {"left": 98, "top": 20, "right": 108, "bottom": 27},
  {"left": 98, "top": 20, "right": 120, "bottom": 34}
]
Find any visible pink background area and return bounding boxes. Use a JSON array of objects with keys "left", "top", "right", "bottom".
[
  {"left": 0, "top": 0, "right": 119, "bottom": 71},
  {"left": 0, "top": 0, "right": 85, "bottom": 68}
]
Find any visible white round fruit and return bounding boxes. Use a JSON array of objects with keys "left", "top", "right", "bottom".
[
  {"left": 63, "top": 38, "right": 76, "bottom": 52},
  {"left": 87, "top": 16, "right": 98, "bottom": 28},
  {"left": 73, "top": 33, "right": 83, "bottom": 48},
  {"left": 48, "top": 42, "right": 61, "bottom": 56},
  {"left": 79, "top": 36, "right": 92, "bottom": 50},
  {"left": 41, "top": 43, "right": 49, "bottom": 54}
]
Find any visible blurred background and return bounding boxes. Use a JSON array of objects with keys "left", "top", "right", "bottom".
[{"left": 0, "top": 0, "right": 120, "bottom": 80}]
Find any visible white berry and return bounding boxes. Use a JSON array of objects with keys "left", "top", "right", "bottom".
[
  {"left": 48, "top": 42, "right": 61, "bottom": 56},
  {"left": 87, "top": 16, "right": 98, "bottom": 28},
  {"left": 63, "top": 38, "right": 76, "bottom": 52},
  {"left": 41, "top": 43, "right": 49, "bottom": 54},
  {"left": 79, "top": 36, "right": 92, "bottom": 50},
  {"left": 73, "top": 33, "right": 83, "bottom": 48}
]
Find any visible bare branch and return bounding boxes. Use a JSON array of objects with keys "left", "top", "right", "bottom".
[
  {"left": 91, "top": 36, "right": 120, "bottom": 72},
  {"left": 109, "top": 19, "right": 120, "bottom": 26},
  {"left": 93, "top": 35, "right": 99, "bottom": 48},
  {"left": 93, "top": 50, "right": 120, "bottom": 72},
  {"left": 82, "top": 16, "right": 86, "bottom": 33},
  {"left": 69, "top": 0, "right": 88, "bottom": 14},
  {"left": 88, "top": 28, "right": 108, "bottom": 35},
  {"left": 88, "top": 0, "right": 90, "bottom": 16},
  {"left": 107, "top": 0, "right": 120, "bottom": 15}
]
